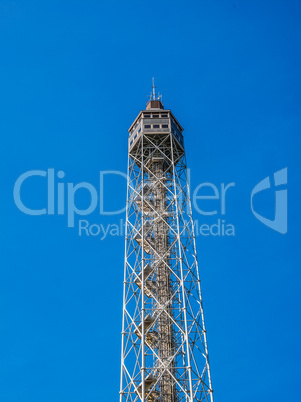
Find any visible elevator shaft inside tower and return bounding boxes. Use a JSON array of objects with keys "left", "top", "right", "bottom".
[{"left": 149, "top": 157, "right": 175, "bottom": 402}]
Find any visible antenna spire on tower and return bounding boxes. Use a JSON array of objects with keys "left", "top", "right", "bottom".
[
  {"left": 147, "top": 77, "right": 163, "bottom": 107},
  {"left": 152, "top": 77, "right": 156, "bottom": 100}
]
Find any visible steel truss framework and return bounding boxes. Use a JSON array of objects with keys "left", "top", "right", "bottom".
[{"left": 120, "top": 127, "right": 213, "bottom": 402}]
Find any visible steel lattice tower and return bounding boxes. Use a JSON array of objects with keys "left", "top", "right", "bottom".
[{"left": 120, "top": 83, "right": 214, "bottom": 402}]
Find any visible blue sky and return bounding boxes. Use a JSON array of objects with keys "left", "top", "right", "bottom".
[{"left": 0, "top": 0, "right": 300, "bottom": 400}]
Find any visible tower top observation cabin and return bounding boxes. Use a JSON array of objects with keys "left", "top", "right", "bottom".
[{"left": 128, "top": 80, "right": 184, "bottom": 155}]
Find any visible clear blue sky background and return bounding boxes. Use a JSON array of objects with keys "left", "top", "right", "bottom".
[{"left": 0, "top": 0, "right": 300, "bottom": 401}]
